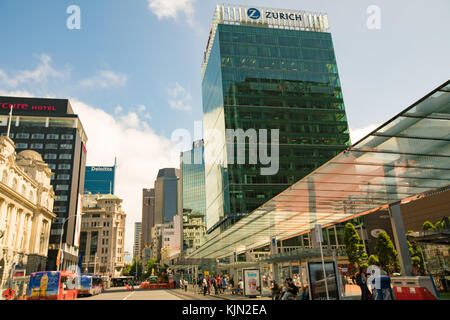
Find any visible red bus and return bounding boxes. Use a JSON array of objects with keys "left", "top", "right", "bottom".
[{"left": 27, "top": 271, "right": 78, "bottom": 300}]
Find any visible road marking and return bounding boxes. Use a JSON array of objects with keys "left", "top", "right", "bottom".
[{"left": 123, "top": 291, "right": 135, "bottom": 300}]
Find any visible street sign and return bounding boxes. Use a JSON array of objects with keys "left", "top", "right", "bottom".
[
  {"left": 2, "top": 288, "right": 15, "bottom": 300},
  {"left": 13, "top": 269, "right": 25, "bottom": 277}
]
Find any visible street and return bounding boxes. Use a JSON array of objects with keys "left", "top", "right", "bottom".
[{"left": 79, "top": 286, "right": 226, "bottom": 300}]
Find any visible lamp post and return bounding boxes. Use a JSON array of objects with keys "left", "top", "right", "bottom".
[{"left": 57, "top": 215, "right": 77, "bottom": 271}]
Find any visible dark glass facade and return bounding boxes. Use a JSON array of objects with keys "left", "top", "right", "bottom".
[
  {"left": 202, "top": 23, "right": 350, "bottom": 233},
  {"left": 84, "top": 165, "right": 116, "bottom": 195},
  {"left": 0, "top": 96, "right": 87, "bottom": 269},
  {"left": 181, "top": 140, "right": 206, "bottom": 218}
]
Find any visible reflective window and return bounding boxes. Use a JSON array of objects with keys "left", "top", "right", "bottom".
[{"left": 31, "top": 133, "right": 45, "bottom": 139}]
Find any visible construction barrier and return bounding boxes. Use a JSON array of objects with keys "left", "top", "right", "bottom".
[{"left": 140, "top": 281, "right": 175, "bottom": 290}]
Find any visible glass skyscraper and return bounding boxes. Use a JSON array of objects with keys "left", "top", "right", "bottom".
[
  {"left": 84, "top": 164, "right": 116, "bottom": 195},
  {"left": 202, "top": 5, "right": 351, "bottom": 233},
  {"left": 181, "top": 140, "right": 206, "bottom": 218}
]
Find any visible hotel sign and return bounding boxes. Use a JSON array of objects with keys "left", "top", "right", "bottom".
[{"left": 0, "top": 96, "right": 70, "bottom": 115}]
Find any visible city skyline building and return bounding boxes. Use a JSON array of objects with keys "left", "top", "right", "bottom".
[
  {"left": 141, "top": 188, "right": 155, "bottom": 255},
  {"left": 133, "top": 222, "right": 142, "bottom": 261},
  {"left": 201, "top": 5, "right": 351, "bottom": 234},
  {"left": 181, "top": 140, "right": 207, "bottom": 254},
  {"left": 84, "top": 161, "right": 116, "bottom": 195},
  {"left": 154, "top": 168, "right": 182, "bottom": 224},
  {"left": 0, "top": 140, "right": 55, "bottom": 289},
  {"left": 0, "top": 96, "right": 87, "bottom": 270},
  {"left": 79, "top": 193, "right": 126, "bottom": 277}
]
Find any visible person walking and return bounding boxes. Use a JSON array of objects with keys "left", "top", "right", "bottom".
[
  {"left": 355, "top": 267, "right": 370, "bottom": 300},
  {"left": 222, "top": 277, "right": 227, "bottom": 294},
  {"left": 270, "top": 280, "right": 282, "bottom": 300},
  {"left": 202, "top": 277, "right": 208, "bottom": 296},
  {"left": 238, "top": 278, "right": 244, "bottom": 295}
]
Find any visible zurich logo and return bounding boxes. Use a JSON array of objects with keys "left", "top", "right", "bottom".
[{"left": 247, "top": 8, "right": 261, "bottom": 19}]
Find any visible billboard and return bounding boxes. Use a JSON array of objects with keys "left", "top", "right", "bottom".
[
  {"left": 84, "top": 166, "right": 115, "bottom": 194},
  {"left": 243, "top": 269, "right": 262, "bottom": 297},
  {"left": 28, "top": 272, "right": 60, "bottom": 299}
]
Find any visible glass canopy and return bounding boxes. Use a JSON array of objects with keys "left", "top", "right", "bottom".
[{"left": 188, "top": 80, "right": 450, "bottom": 259}]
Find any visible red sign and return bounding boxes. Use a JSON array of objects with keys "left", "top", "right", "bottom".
[
  {"left": 0, "top": 102, "right": 57, "bottom": 112},
  {"left": 2, "top": 288, "right": 15, "bottom": 300}
]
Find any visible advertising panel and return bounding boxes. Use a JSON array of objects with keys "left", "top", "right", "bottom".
[
  {"left": 0, "top": 96, "right": 70, "bottom": 115},
  {"left": 307, "top": 261, "right": 340, "bottom": 300},
  {"left": 243, "top": 269, "right": 262, "bottom": 297},
  {"left": 28, "top": 271, "right": 60, "bottom": 299}
]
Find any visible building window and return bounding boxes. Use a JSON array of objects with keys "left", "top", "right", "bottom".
[
  {"left": 61, "top": 134, "right": 74, "bottom": 140},
  {"left": 16, "top": 133, "right": 30, "bottom": 139},
  {"left": 60, "top": 144, "right": 72, "bottom": 150},
  {"left": 56, "top": 185, "right": 69, "bottom": 191},
  {"left": 45, "top": 144, "right": 58, "bottom": 149},
  {"left": 47, "top": 163, "right": 56, "bottom": 170},
  {"left": 44, "top": 154, "right": 57, "bottom": 160},
  {"left": 58, "top": 164, "right": 71, "bottom": 170},
  {"left": 55, "top": 195, "right": 68, "bottom": 201},
  {"left": 57, "top": 174, "right": 70, "bottom": 180},
  {"left": 46, "top": 134, "right": 59, "bottom": 139},
  {"left": 16, "top": 143, "right": 28, "bottom": 149},
  {"left": 54, "top": 206, "right": 67, "bottom": 213},
  {"left": 30, "top": 143, "right": 43, "bottom": 149},
  {"left": 59, "top": 154, "right": 72, "bottom": 160},
  {"left": 31, "top": 133, "right": 45, "bottom": 139},
  {"left": 1, "top": 133, "right": 14, "bottom": 138}
]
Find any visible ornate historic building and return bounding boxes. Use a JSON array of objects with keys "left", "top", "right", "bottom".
[
  {"left": 79, "top": 193, "right": 126, "bottom": 277},
  {"left": 0, "top": 137, "right": 55, "bottom": 289}
]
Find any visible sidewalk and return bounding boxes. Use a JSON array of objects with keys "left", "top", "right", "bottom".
[{"left": 179, "top": 284, "right": 271, "bottom": 300}]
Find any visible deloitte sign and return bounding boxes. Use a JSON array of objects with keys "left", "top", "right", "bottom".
[{"left": 247, "top": 7, "right": 303, "bottom": 21}]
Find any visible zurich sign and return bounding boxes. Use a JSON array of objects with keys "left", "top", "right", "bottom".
[{"left": 247, "top": 8, "right": 261, "bottom": 19}]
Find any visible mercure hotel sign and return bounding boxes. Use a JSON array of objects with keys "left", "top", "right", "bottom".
[{"left": 0, "top": 96, "right": 70, "bottom": 115}]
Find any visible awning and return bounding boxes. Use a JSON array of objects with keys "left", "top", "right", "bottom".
[{"left": 188, "top": 80, "right": 450, "bottom": 259}]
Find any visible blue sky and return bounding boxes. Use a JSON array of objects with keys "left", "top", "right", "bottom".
[{"left": 1, "top": 0, "right": 449, "bottom": 252}]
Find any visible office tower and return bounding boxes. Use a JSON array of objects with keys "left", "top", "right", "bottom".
[
  {"left": 181, "top": 140, "right": 207, "bottom": 253},
  {"left": 154, "top": 168, "right": 182, "bottom": 224},
  {"left": 0, "top": 96, "right": 87, "bottom": 270},
  {"left": 84, "top": 161, "right": 116, "bottom": 195},
  {"left": 201, "top": 5, "right": 351, "bottom": 234},
  {"left": 79, "top": 194, "right": 126, "bottom": 276},
  {"left": 141, "top": 188, "right": 155, "bottom": 251},
  {"left": 133, "top": 222, "right": 142, "bottom": 262}
]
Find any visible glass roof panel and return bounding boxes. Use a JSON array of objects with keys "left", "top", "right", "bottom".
[{"left": 188, "top": 81, "right": 450, "bottom": 259}]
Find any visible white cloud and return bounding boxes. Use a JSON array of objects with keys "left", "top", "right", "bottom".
[
  {"left": 0, "top": 54, "right": 65, "bottom": 88},
  {"left": 114, "top": 106, "right": 123, "bottom": 114},
  {"left": 167, "top": 82, "right": 192, "bottom": 111},
  {"left": 71, "top": 99, "right": 179, "bottom": 253},
  {"left": 137, "top": 105, "right": 146, "bottom": 113},
  {"left": 79, "top": 70, "right": 127, "bottom": 89},
  {"left": 148, "top": 0, "right": 195, "bottom": 26},
  {"left": 350, "top": 124, "right": 380, "bottom": 144}
]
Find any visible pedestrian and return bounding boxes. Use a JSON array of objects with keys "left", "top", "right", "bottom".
[
  {"left": 229, "top": 276, "right": 234, "bottom": 291},
  {"left": 179, "top": 278, "right": 184, "bottom": 290},
  {"left": 222, "top": 277, "right": 227, "bottom": 294},
  {"left": 213, "top": 277, "right": 218, "bottom": 295},
  {"left": 184, "top": 278, "right": 188, "bottom": 292},
  {"left": 238, "top": 278, "right": 244, "bottom": 295},
  {"left": 202, "top": 277, "right": 208, "bottom": 296},
  {"left": 299, "top": 285, "right": 309, "bottom": 300},
  {"left": 355, "top": 267, "right": 370, "bottom": 300},
  {"left": 216, "top": 275, "right": 222, "bottom": 294},
  {"left": 281, "top": 278, "right": 299, "bottom": 300},
  {"left": 367, "top": 266, "right": 393, "bottom": 300},
  {"left": 270, "top": 280, "right": 282, "bottom": 300}
]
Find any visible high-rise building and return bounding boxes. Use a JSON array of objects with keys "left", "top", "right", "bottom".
[
  {"left": 133, "top": 222, "right": 142, "bottom": 261},
  {"left": 84, "top": 162, "right": 116, "bottom": 195},
  {"left": 141, "top": 188, "right": 155, "bottom": 253},
  {"left": 181, "top": 140, "right": 207, "bottom": 253},
  {"left": 201, "top": 5, "right": 351, "bottom": 234},
  {"left": 154, "top": 168, "right": 182, "bottom": 224},
  {"left": 79, "top": 194, "right": 126, "bottom": 277},
  {"left": 0, "top": 96, "right": 87, "bottom": 270}
]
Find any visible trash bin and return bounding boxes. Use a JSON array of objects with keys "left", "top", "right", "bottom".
[{"left": 391, "top": 276, "right": 439, "bottom": 300}]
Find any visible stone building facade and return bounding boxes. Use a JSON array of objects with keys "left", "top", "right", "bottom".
[
  {"left": 79, "top": 193, "right": 126, "bottom": 277},
  {"left": 0, "top": 137, "right": 55, "bottom": 289}
]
